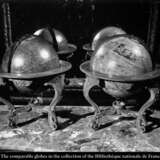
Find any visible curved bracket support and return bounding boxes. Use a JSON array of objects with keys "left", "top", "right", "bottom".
[
  {"left": 44, "top": 74, "right": 65, "bottom": 130},
  {"left": 83, "top": 76, "right": 102, "bottom": 129},
  {"left": 136, "top": 87, "right": 159, "bottom": 134},
  {"left": 0, "top": 97, "right": 17, "bottom": 128}
]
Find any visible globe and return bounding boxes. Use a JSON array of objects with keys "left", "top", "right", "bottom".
[
  {"left": 34, "top": 28, "right": 69, "bottom": 51},
  {"left": 1, "top": 35, "right": 61, "bottom": 93},
  {"left": 54, "top": 29, "right": 68, "bottom": 51},
  {"left": 91, "top": 26, "right": 126, "bottom": 51},
  {"left": 90, "top": 35, "right": 153, "bottom": 98}
]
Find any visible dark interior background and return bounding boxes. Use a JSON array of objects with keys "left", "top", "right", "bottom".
[{"left": 0, "top": 0, "right": 159, "bottom": 78}]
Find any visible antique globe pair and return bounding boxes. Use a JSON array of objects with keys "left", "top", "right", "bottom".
[{"left": 0, "top": 26, "right": 160, "bottom": 134}]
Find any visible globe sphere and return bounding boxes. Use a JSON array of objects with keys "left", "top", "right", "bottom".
[
  {"left": 91, "top": 26, "right": 126, "bottom": 51},
  {"left": 2, "top": 35, "right": 60, "bottom": 93},
  {"left": 90, "top": 35, "right": 152, "bottom": 98}
]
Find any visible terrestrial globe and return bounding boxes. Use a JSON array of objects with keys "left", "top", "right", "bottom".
[
  {"left": 91, "top": 35, "right": 152, "bottom": 98},
  {"left": 81, "top": 35, "right": 158, "bottom": 98},
  {"left": 1, "top": 34, "right": 71, "bottom": 93},
  {"left": 80, "top": 34, "right": 160, "bottom": 132}
]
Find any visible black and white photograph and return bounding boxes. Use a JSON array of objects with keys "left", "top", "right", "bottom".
[{"left": 0, "top": 0, "right": 160, "bottom": 157}]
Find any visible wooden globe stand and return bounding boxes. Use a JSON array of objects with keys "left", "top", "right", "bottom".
[
  {"left": 0, "top": 74, "right": 65, "bottom": 131},
  {"left": 83, "top": 75, "right": 160, "bottom": 134}
]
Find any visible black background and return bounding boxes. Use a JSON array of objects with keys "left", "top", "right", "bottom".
[{"left": 0, "top": 0, "right": 159, "bottom": 78}]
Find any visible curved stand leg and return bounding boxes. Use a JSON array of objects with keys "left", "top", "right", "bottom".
[
  {"left": 45, "top": 74, "right": 64, "bottom": 130},
  {"left": 136, "top": 88, "right": 159, "bottom": 134},
  {"left": 83, "top": 76, "right": 101, "bottom": 129},
  {"left": 0, "top": 97, "right": 17, "bottom": 127}
]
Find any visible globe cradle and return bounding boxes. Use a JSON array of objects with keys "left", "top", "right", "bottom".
[
  {"left": 86, "top": 35, "right": 154, "bottom": 98},
  {"left": 1, "top": 35, "right": 70, "bottom": 93}
]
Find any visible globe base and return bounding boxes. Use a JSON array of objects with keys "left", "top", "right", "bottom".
[{"left": 83, "top": 76, "right": 160, "bottom": 135}]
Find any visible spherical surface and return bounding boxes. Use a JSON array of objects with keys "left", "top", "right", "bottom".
[
  {"left": 54, "top": 29, "right": 68, "bottom": 51},
  {"left": 2, "top": 35, "right": 60, "bottom": 92},
  {"left": 91, "top": 26, "right": 126, "bottom": 51},
  {"left": 3, "top": 36, "right": 60, "bottom": 74},
  {"left": 90, "top": 35, "right": 152, "bottom": 98},
  {"left": 34, "top": 28, "right": 68, "bottom": 51}
]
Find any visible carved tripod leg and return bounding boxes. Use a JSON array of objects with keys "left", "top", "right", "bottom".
[
  {"left": 83, "top": 76, "right": 101, "bottom": 129},
  {"left": 136, "top": 88, "right": 159, "bottom": 134},
  {"left": 45, "top": 74, "right": 64, "bottom": 130},
  {"left": 0, "top": 97, "right": 17, "bottom": 127}
]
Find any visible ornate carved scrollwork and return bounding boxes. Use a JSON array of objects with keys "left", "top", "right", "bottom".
[
  {"left": 83, "top": 76, "right": 102, "bottom": 129},
  {"left": 83, "top": 74, "right": 160, "bottom": 133},
  {"left": 0, "top": 74, "right": 65, "bottom": 130},
  {"left": 45, "top": 74, "right": 65, "bottom": 130},
  {"left": 136, "top": 87, "right": 160, "bottom": 134},
  {"left": 0, "top": 97, "right": 17, "bottom": 127}
]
